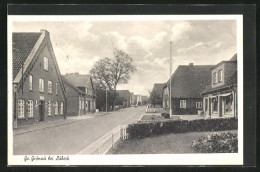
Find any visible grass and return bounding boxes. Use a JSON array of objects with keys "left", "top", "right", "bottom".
[{"left": 108, "top": 130, "right": 238, "bottom": 154}]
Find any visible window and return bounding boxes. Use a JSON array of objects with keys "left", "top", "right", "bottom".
[
  {"left": 55, "top": 102, "right": 58, "bottom": 115},
  {"left": 85, "top": 88, "right": 88, "bottom": 94},
  {"left": 48, "top": 101, "right": 52, "bottom": 116},
  {"left": 213, "top": 72, "right": 217, "bottom": 84},
  {"left": 27, "top": 100, "right": 34, "bottom": 117},
  {"left": 82, "top": 100, "right": 84, "bottom": 109},
  {"left": 60, "top": 102, "right": 64, "bottom": 115},
  {"left": 56, "top": 83, "right": 58, "bottom": 95},
  {"left": 79, "top": 100, "right": 81, "bottom": 109},
  {"left": 48, "top": 81, "right": 52, "bottom": 94},
  {"left": 94, "top": 102, "right": 96, "bottom": 109},
  {"left": 196, "top": 102, "right": 202, "bottom": 109},
  {"left": 180, "top": 100, "right": 186, "bottom": 108},
  {"left": 18, "top": 99, "right": 25, "bottom": 118},
  {"left": 39, "top": 78, "right": 44, "bottom": 92},
  {"left": 167, "top": 100, "right": 169, "bottom": 108},
  {"left": 29, "top": 75, "right": 33, "bottom": 91},
  {"left": 218, "top": 70, "right": 223, "bottom": 82},
  {"left": 86, "top": 101, "right": 88, "bottom": 109},
  {"left": 212, "top": 97, "right": 218, "bottom": 112},
  {"left": 44, "top": 57, "right": 48, "bottom": 71}
]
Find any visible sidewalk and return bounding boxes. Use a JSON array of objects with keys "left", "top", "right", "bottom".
[{"left": 13, "top": 113, "right": 105, "bottom": 135}]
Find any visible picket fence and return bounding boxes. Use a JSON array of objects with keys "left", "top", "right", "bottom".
[{"left": 77, "top": 124, "right": 128, "bottom": 155}]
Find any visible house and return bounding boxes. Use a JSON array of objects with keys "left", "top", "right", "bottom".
[
  {"left": 136, "top": 95, "right": 142, "bottom": 106},
  {"left": 201, "top": 54, "right": 237, "bottom": 118},
  {"left": 12, "top": 30, "right": 67, "bottom": 127},
  {"left": 116, "top": 90, "right": 131, "bottom": 108},
  {"left": 150, "top": 83, "right": 166, "bottom": 107},
  {"left": 163, "top": 63, "right": 214, "bottom": 115},
  {"left": 62, "top": 73, "right": 96, "bottom": 114}
]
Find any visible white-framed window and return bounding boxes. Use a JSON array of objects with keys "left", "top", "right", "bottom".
[
  {"left": 218, "top": 69, "right": 223, "bottom": 82},
  {"left": 90, "top": 101, "right": 92, "bottom": 109},
  {"left": 18, "top": 99, "right": 25, "bottom": 118},
  {"left": 60, "top": 102, "right": 64, "bottom": 115},
  {"left": 44, "top": 57, "right": 48, "bottom": 71},
  {"left": 39, "top": 78, "right": 44, "bottom": 92},
  {"left": 94, "top": 102, "right": 96, "bottom": 109},
  {"left": 48, "top": 101, "right": 52, "bottom": 116},
  {"left": 86, "top": 101, "right": 88, "bottom": 109},
  {"left": 85, "top": 88, "right": 88, "bottom": 94},
  {"left": 55, "top": 102, "right": 58, "bottom": 115},
  {"left": 56, "top": 83, "right": 58, "bottom": 95},
  {"left": 29, "top": 75, "right": 33, "bottom": 91},
  {"left": 79, "top": 100, "right": 81, "bottom": 109},
  {"left": 82, "top": 100, "right": 84, "bottom": 109},
  {"left": 180, "top": 100, "right": 186, "bottom": 108},
  {"left": 213, "top": 72, "right": 217, "bottom": 84},
  {"left": 48, "top": 81, "right": 52, "bottom": 94},
  {"left": 27, "top": 100, "right": 34, "bottom": 117},
  {"left": 196, "top": 102, "right": 202, "bottom": 109},
  {"left": 167, "top": 100, "right": 169, "bottom": 108}
]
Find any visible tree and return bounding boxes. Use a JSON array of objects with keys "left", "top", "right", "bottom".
[
  {"left": 149, "top": 91, "right": 163, "bottom": 107},
  {"left": 90, "top": 48, "right": 136, "bottom": 110}
]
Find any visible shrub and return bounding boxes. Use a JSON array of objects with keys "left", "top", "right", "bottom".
[
  {"left": 127, "top": 117, "right": 238, "bottom": 139},
  {"left": 191, "top": 132, "right": 238, "bottom": 153},
  {"left": 161, "top": 113, "right": 170, "bottom": 119}
]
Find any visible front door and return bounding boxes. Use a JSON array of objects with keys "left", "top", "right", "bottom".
[{"left": 39, "top": 101, "right": 45, "bottom": 122}]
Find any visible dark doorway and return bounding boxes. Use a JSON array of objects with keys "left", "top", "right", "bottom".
[
  {"left": 39, "top": 101, "right": 45, "bottom": 122},
  {"left": 88, "top": 101, "right": 90, "bottom": 112}
]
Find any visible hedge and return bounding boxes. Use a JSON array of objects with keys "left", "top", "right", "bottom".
[{"left": 127, "top": 117, "right": 238, "bottom": 139}]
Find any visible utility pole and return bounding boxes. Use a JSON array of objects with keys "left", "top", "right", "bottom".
[{"left": 169, "top": 42, "right": 172, "bottom": 118}]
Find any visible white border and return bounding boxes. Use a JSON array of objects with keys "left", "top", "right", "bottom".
[{"left": 8, "top": 15, "right": 243, "bottom": 166}]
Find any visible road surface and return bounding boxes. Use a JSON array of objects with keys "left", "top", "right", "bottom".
[{"left": 13, "top": 106, "right": 145, "bottom": 155}]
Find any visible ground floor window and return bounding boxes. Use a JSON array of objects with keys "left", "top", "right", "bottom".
[
  {"left": 196, "top": 102, "right": 202, "bottom": 108},
  {"left": 82, "top": 100, "right": 84, "bottom": 109},
  {"left": 223, "top": 94, "right": 233, "bottom": 114},
  {"left": 27, "top": 100, "right": 34, "bottom": 117},
  {"left": 167, "top": 100, "right": 169, "bottom": 108},
  {"left": 55, "top": 102, "right": 58, "bottom": 115},
  {"left": 205, "top": 98, "right": 208, "bottom": 111},
  {"left": 79, "top": 100, "right": 81, "bottom": 109},
  {"left": 180, "top": 100, "right": 186, "bottom": 108},
  {"left": 18, "top": 99, "right": 25, "bottom": 118},
  {"left": 60, "top": 102, "right": 64, "bottom": 115},
  {"left": 94, "top": 101, "right": 96, "bottom": 109},
  {"left": 48, "top": 101, "right": 52, "bottom": 116},
  {"left": 212, "top": 97, "right": 218, "bottom": 112}
]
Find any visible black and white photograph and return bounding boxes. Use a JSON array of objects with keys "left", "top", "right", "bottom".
[{"left": 8, "top": 13, "right": 244, "bottom": 165}]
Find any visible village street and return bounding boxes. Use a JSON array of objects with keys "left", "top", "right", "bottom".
[{"left": 13, "top": 106, "right": 145, "bottom": 155}]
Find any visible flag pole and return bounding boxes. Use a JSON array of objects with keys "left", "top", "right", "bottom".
[{"left": 169, "top": 42, "right": 172, "bottom": 118}]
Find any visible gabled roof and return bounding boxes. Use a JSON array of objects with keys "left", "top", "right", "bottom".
[
  {"left": 62, "top": 76, "right": 86, "bottom": 95},
  {"left": 168, "top": 65, "right": 214, "bottom": 98},
  {"left": 12, "top": 32, "right": 41, "bottom": 79},
  {"left": 230, "top": 53, "right": 237, "bottom": 61},
  {"left": 116, "top": 90, "right": 131, "bottom": 98},
  {"left": 62, "top": 73, "right": 92, "bottom": 87},
  {"left": 151, "top": 83, "right": 166, "bottom": 94}
]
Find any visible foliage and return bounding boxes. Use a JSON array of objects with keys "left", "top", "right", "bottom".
[
  {"left": 191, "top": 132, "right": 238, "bottom": 153},
  {"left": 127, "top": 117, "right": 238, "bottom": 139},
  {"left": 161, "top": 113, "right": 170, "bottom": 119},
  {"left": 95, "top": 85, "right": 118, "bottom": 112},
  {"left": 149, "top": 91, "right": 163, "bottom": 106}
]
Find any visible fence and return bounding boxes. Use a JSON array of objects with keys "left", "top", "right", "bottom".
[
  {"left": 145, "top": 108, "right": 164, "bottom": 113},
  {"left": 77, "top": 124, "right": 128, "bottom": 155}
]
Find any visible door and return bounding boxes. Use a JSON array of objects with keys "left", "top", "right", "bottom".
[
  {"left": 88, "top": 101, "right": 90, "bottom": 112},
  {"left": 39, "top": 101, "right": 45, "bottom": 121}
]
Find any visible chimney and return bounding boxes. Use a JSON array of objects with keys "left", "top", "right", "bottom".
[
  {"left": 40, "top": 29, "right": 49, "bottom": 36},
  {"left": 189, "top": 63, "right": 193, "bottom": 67}
]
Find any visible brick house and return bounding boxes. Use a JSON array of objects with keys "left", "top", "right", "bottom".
[
  {"left": 201, "top": 54, "right": 237, "bottom": 118},
  {"left": 12, "top": 30, "right": 67, "bottom": 127},
  {"left": 163, "top": 63, "right": 214, "bottom": 115},
  {"left": 116, "top": 90, "right": 131, "bottom": 108},
  {"left": 62, "top": 73, "right": 96, "bottom": 114},
  {"left": 150, "top": 83, "right": 166, "bottom": 108}
]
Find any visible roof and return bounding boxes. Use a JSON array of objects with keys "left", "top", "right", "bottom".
[
  {"left": 116, "top": 90, "right": 131, "bottom": 98},
  {"left": 151, "top": 83, "right": 166, "bottom": 94},
  {"left": 230, "top": 53, "right": 237, "bottom": 61},
  {"left": 13, "top": 32, "right": 41, "bottom": 79},
  {"left": 62, "top": 76, "right": 85, "bottom": 95},
  {"left": 168, "top": 65, "right": 214, "bottom": 98},
  {"left": 62, "top": 73, "right": 92, "bottom": 87}
]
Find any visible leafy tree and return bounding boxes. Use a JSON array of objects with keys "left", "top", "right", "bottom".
[
  {"left": 149, "top": 91, "right": 163, "bottom": 107},
  {"left": 90, "top": 48, "right": 136, "bottom": 110}
]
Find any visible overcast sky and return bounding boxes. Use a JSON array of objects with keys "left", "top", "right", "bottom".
[{"left": 13, "top": 19, "right": 237, "bottom": 96}]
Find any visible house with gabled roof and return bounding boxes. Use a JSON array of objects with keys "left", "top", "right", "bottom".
[
  {"left": 62, "top": 73, "right": 96, "bottom": 114},
  {"left": 12, "top": 30, "right": 67, "bottom": 127},
  {"left": 201, "top": 53, "right": 237, "bottom": 118},
  {"left": 163, "top": 63, "right": 214, "bottom": 115}
]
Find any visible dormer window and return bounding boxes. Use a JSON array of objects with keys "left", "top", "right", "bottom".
[
  {"left": 213, "top": 72, "right": 217, "bottom": 84},
  {"left": 218, "top": 69, "right": 223, "bottom": 82},
  {"left": 44, "top": 57, "right": 48, "bottom": 71},
  {"left": 85, "top": 88, "right": 88, "bottom": 94}
]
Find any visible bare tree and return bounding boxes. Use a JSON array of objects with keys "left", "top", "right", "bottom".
[{"left": 90, "top": 48, "right": 136, "bottom": 110}]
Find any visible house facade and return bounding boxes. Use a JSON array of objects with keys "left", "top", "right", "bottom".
[
  {"left": 201, "top": 54, "right": 237, "bottom": 118},
  {"left": 163, "top": 63, "right": 214, "bottom": 115},
  {"left": 116, "top": 90, "right": 131, "bottom": 108},
  {"left": 62, "top": 73, "right": 96, "bottom": 114},
  {"left": 13, "top": 30, "right": 67, "bottom": 127}
]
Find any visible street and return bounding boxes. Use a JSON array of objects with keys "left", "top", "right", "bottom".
[{"left": 13, "top": 106, "right": 145, "bottom": 155}]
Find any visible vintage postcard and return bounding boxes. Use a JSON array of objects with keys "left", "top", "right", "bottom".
[{"left": 8, "top": 14, "right": 243, "bottom": 166}]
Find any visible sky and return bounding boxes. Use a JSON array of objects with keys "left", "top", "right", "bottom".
[{"left": 12, "top": 18, "right": 237, "bottom": 96}]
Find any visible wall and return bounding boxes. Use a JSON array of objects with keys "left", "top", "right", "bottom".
[
  {"left": 15, "top": 36, "right": 66, "bottom": 127},
  {"left": 171, "top": 98, "right": 203, "bottom": 115}
]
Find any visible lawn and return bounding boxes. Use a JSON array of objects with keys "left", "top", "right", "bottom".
[{"left": 108, "top": 130, "right": 238, "bottom": 154}]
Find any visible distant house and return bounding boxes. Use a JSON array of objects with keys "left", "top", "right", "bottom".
[
  {"left": 201, "top": 54, "right": 237, "bottom": 118},
  {"left": 141, "top": 96, "right": 148, "bottom": 105},
  {"left": 62, "top": 73, "right": 96, "bottom": 114},
  {"left": 116, "top": 90, "right": 131, "bottom": 108},
  {"left": 163, "top": 63, "right": 214, "bottom": 115},
  {"left": 136, "top": 95, "right": 142, "bottom": 106},
  {"left": 150, "top": 83, "right": 166, "bottom": 108},
  {"left": 130, "top": 92, "right": 135, "bottom": 106},
  {"left": 12, "top": 30, "right": 67, "bottom": 127}
]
